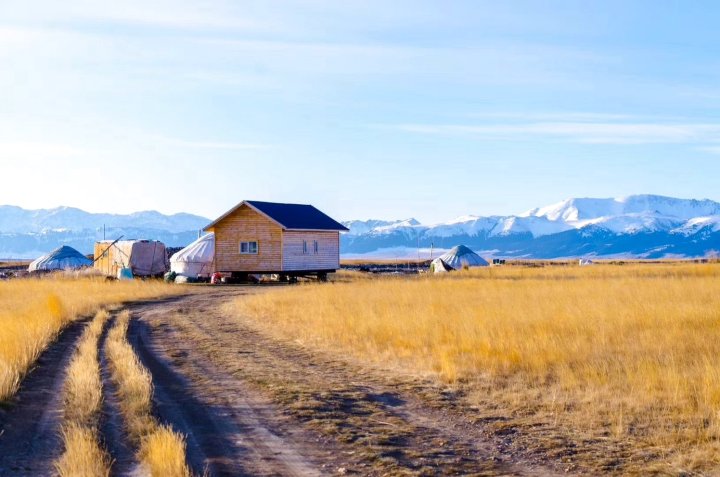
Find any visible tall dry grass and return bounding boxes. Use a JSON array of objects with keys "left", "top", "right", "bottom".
[
  {"left": 0, "top": 276, "right": 179, "bottom": 401},
  {"left": 55, "top": 309, "right": 111, "bottom": 477},
  {"left": 106, "top": 311, "right": 190, "bottom": 477},
  {"left": 233, "top": 263, "right": 720, "bottom": 470}
]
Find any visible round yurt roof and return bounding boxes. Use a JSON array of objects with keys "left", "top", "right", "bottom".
[
  {"left": 437, "top": 245, "right": 489, "bottom": 270},
  {"left": 170, "top": 233, "right": 214, "bottom": 264},
  {"left": 28, "top": 245, "right": 92, "bottom": 272}
]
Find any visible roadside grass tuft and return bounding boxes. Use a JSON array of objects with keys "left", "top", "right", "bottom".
[
  {"left": 55, "top": 423, "right": 111, "bottom": 477},
  {"left": 55, "top": 309, "right": 111, "bottom": 477},
  {"left": 106, "top": 310, "right": 191, "bottom": 477}
]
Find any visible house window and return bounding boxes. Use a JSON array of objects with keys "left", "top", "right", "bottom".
[
  {"left": 240, "top": 241, "right": 258, "bottom": 254},
  {"left": 313, "top": 240, "right": 319, "bottom": 254},
  {"left": 303, "top": 240, "right": 308, "bottom": 254}
]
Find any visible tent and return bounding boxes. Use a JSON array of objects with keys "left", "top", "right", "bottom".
[
  {"left": 170, "top": 233, "right": 215, "bottom": 277},
  {"left": 28, "top": 245, "right": 92, "bottom": 272},
  {"left": 433, "top": 245, "right": 488, "bottom": 272},
  {"left": 94, "top": 239, "right": 168, "bottom": 277},
  {"left": 430, "top": 258, "right": 453, "bottom": 273}
]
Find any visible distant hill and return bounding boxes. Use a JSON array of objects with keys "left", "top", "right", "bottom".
[
  {"left": 341, "top": 195, "right": 720, "bottom": 259},
  {"left": 0, "top": 206, "right": 210, "bottom": 259}
]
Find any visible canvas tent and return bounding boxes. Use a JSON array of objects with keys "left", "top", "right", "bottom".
[
  {"left": 28, "top": 245, "right": 92, "bottom": 272},
  {"left": 170, "top": 233, "right": 215, "bottom": 277},
  {"left": 94, "top": 239, "right": 168, "bottom": 277},
  {"left": 432, "top": 245, "right": 488, "bottom": 273},
  {"left": 430, "top": 258, "right": 453, "bottom": 273}
]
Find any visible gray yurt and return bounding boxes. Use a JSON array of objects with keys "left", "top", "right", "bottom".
[
  {"left": 432, "top": 245, "right": 488, "bottom": 273},
  {"left": 28, "top": 245, "right": 93, "bottom": 272}
]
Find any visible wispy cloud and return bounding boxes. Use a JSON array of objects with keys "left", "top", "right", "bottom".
[
  {"left": 163, "top": 139, "right": 270, "bottom": 150},
  {"left": 392, "top": 121, "right": 720, "bottom": 145},
  {"left": 464, "top": 111, "right": 678, "bottom": 122},
  {"left": 0, "top": 141, "right": 89, "bottom": 159},
  {"left": 697, "top": 146, "right": 720, "bottom": 155}
]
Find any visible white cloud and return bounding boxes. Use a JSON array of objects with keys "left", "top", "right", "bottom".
[
  {"left": 392, "top": 121, "right": 720, "bottom": 145},
  {"left": 161, "top": 138, "right": 269, "bottom": 150},
  {"left": 697, "top": 146, "right": 720, "bottom": 155},
  {"left": 0, "top": 141, "right": 89, "bottom": 159},
  {"left": 465, "top": 111, "right": 663, "bottom": 122}
]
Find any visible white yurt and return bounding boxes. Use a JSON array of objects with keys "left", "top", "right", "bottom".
[
  {"left": 430, "top": 258, "right": 453, "bottom": 273},
  {"left": 432, "top": 245, "right": 488, "bottom": 273},
  {"left": 170, "top": 233, "right": 215, "bottom": 277},
  {"left": 28, "top": 245, "right": 92, "bottom": 272}
]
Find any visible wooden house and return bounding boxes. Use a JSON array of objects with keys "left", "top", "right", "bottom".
[{"left": 204, "top": 200, "right": 348, "bottom": 280}]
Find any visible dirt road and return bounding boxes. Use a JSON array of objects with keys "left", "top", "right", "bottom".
[{"left": 0, "top": 287, "right": 559, "bottom": 476}]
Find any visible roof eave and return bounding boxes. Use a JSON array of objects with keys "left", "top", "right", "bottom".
[
  {"left": 203, "top": 200, "right": 287, "bottom": 231},
  {"left": 285, "top": 227, "right": 350, "bottom": 232},
  {"left": 203, "top": 200, "right": 349, "bottom": 232}
]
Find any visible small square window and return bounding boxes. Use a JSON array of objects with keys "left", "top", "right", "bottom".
[{"left": 240, "top": 241, "right": 258, "bottom": 254}]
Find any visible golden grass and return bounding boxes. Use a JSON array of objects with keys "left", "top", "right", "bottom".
[
  {"left": 55, "top": 309, "right": 111, "bottom": 477},
  {"left": 63, "top": 310, "right": 109, "bottom": 426},
  {"left": 106, "top": 311, "right": 190, "bottom": 477},
  {"left": 139, "top": 425, "right": 192, "bottom": 477},
  {"left": 233, "top": 263, "right": 720, "bottom": 471},
  {"left": 55, "top": 424, "right": 111, "bottom": 477},
  {"left": 0, "top": 276, "right": 180, "bottom": 401}
]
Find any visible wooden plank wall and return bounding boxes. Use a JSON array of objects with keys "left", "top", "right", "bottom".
[
  {"left": 282, "top": 231, "right": 340, "bottom": 271},
  {"left": 212, "top": 204, "right": 283, "bottom": 272},
  {"left": 94, "top": 242, "right": 115, "bottom": 276}
]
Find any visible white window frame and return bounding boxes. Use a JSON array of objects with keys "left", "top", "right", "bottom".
[
  {"left": 240, "top": 241, "right": 258, "bottom": 254},
  {"left": 302, "top": 240, "right": 308, "bottom": 255},
  {"left": 313, "top": 240, "right": 319, "bottom": 254}
]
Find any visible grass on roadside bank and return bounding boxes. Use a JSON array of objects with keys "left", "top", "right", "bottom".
[
  {"left": 232, "top": 263, "right": 720, "bottom": 473},
  {"left": 0, "top": 276, "right": 181, "bottom": 401},
  {"left": 55, "top": 309, "right": 111, "bottom": 477},
  {"left": 106, "top": 310, "right": 190, "bottom": 477}
]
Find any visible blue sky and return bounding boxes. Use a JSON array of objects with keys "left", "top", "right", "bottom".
[{"left": 1, "top": 1, "right": 719, "bottom": 223}]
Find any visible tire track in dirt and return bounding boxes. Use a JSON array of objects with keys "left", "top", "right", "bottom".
[
  {"left": 128, "top": 316, "right": 245, "bottom": 476},
  {"left": 174, "top": 303, "right": 528, "bottom": 475},
  {"left": 0, "top": 319, "right": 88, "bottom": 476},
  {"left": 129, "top": 288, "right": 560, "bottom": 476},
  {"left": 98, "top": 314, "right": 138, "bottom": 477},
  {"left": 128, "top": 311, "right": 328, "bottom": 476}
]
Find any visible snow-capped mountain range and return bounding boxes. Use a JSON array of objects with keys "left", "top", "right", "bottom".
[
  {"left": 341, "top": 195, "right": 720, "bottom": 259},
  {"left": 1, "top": 195, "right": 719, "bottom": 260},
  {"left": 0, "top": 206, "right": 210, "bottom": 259}
]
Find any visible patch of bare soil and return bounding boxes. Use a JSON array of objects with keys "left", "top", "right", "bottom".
[
  {"left": 0, "top": 319, "right": 87, "bottom": 476},
  {"left": 126, "top": 287, "right": 561, "bottom": 476}
]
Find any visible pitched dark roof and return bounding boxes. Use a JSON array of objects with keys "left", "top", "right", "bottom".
[{"left": 205, "top": 200, "right": 349, "bottom": 231}]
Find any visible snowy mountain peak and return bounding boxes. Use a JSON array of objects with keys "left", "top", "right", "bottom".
[
  {"left": 521, "top": 194, "right": 720, "bottom": 226},
  {"left": 340, "top": 194, "right": 720, "bottom": 259},
  {"left": 342, "top": 218, "right": 420, "bottom": 235}
]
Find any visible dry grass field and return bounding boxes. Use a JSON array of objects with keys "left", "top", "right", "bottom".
[
  {"left": 0, "top": 276, "right": 179, "bottom": 401},
  {"left": 234, "top": 263, "right": 720, "bottom": 472}
]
